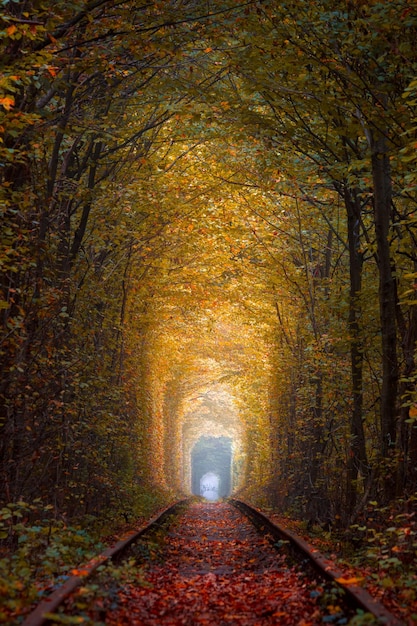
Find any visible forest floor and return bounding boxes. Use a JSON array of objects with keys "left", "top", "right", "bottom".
[{"left": 77, "top": 502, "right": 366, "bottom": 625}]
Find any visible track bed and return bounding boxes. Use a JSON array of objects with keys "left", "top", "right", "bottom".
[
  {"left": 88, "top": 502, "right": 350, "bottom": 625},
  {"left": 24, "top": 500, "right": 402, "bottom": 625}
]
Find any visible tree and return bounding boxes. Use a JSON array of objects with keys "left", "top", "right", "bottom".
[{"left": 217, "top": 0, "right": 417, "bottom": 516}]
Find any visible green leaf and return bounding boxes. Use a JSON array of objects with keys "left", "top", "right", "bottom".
[{"left": 43, "top": 614, "right": 86, "bottom": 624}]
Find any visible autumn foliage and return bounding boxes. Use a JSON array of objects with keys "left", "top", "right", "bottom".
[{"left": 1, "top": 0, "right": 417, "bottom": 538}]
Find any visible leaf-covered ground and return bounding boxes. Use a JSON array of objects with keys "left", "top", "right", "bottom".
[{"left": 95, "top": 502, "right": 352, "bottom": 625}]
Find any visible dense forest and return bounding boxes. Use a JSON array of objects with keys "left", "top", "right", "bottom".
[{"left": 1, "top": 0, "right": 417, "bottom": 537}]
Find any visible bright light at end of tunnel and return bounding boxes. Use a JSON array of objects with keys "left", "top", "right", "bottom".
[
  {"left": 200, "top": 471, "right": 220, "bottom": 500},
  {"left": 191, "top": 435, "right": 232, "bottom": 500}
]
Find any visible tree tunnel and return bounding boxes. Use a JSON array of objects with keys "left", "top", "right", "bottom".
[
  {"left": 141, "top": 318, "right": 272, "bottom": 501},
  {"left": 1, "top": 0, "right": 415, "bottom": 541},
  {"left": 191, "top": 436, "right": 232, "bottom": 499},
  {"left": 178, "top": 382, "right": 247, "bottom": 496}
]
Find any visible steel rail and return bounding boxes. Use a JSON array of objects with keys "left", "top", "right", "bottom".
[
  {"left": 21, "top": 499, "right": 187, "bottom": 626},
  {"left": 230, "top": 498, "right": 404, "bottom": 626}
]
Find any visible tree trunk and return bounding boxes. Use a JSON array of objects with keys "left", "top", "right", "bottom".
[
  {"left": 371, "top": 134, "right": 398, "bottom": 463},
  {"left": 394, "top": 268, "right": 417, "bottom": 492},
  {"left": 344, "top": 187, "right": 369, "bottom": 518}
]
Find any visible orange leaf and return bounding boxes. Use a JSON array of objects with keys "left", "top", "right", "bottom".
[
  {"left": 70, "top": 568, "right": 90, "bottom": 577},
  {"left": 0, "top": 96, "right": 15, "bottom": 111},
  {"left": 336, "top": 576, "right": 364, "bottom": 585}
]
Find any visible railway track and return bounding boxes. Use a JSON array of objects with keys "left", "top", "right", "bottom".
[
  {"left": 22, "top": 498, "right": 403, "bottom": 625},
  {"left": 230, "top": 500, "right": 403, "bottom": 625}
]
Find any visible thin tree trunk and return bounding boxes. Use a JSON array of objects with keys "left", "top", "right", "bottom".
[
  {"left": 394, "top": 268, "right": 417, "bottom": 492},
  {"left": 344, "top": 187, "right": 369, "bottom": 518},
  {"left": 371, "top": 134, "right": 398, "bottom": 462}
]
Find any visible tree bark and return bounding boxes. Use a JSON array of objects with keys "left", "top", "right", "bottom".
[
  {"left": 371, "top": 134, "right": 399, "bottom": 462},
  {"left": 344, "top": 187, "right": 369, "bottom": 517}
]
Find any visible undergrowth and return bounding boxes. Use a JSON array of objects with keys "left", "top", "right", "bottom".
[
  {"left": 278, "top": 493, "right": 417, "bottom": 624},
  {"left": 343, "top": 497, "right": 417, "bottom": 623},
  {"left": 0, "top": 489, "right": 172, "bottom": 625}
]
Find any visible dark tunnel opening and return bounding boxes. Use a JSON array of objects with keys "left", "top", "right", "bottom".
[{"left": 191, "top": 436, "right": 232, "bottom": 499}]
